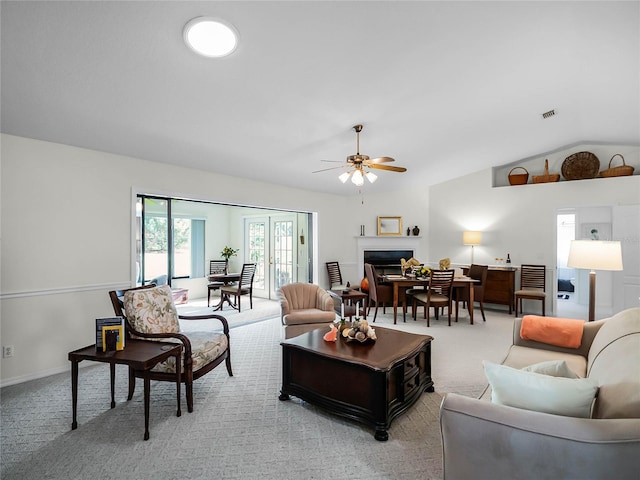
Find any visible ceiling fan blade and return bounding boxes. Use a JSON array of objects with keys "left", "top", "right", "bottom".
[
  {"left": 312, "top": 165, "right": 350, "bottom": 173},
  {"left": 320, "top": 159, "right": 346, "bottom": 163},
  {"left": 369, "top": 164, "right": 407, "bottom": 172},
  {"left": 366, "top": 156, "right": 395, "bottom": 164}
]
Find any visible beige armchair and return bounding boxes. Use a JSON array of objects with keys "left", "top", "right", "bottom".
[{"left": 278, "top": 282, "right": 336, "bottom": 339}]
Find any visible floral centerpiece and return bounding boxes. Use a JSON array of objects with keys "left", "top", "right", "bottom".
[
  {"left": 415, "top": 266, "right": 431, "bottom": 279},
  {"left": 221, "top": 246, "right": 239, "bottom": 261}
]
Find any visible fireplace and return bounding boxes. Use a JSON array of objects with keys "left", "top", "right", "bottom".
[
  {"left": 364, "top": 250, "right": 414, "bottom": 274},
  {"left": 356, "top": 236, "right": 422, "bottom": 278}
]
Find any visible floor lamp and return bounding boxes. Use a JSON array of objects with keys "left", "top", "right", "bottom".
[
  {"left": 463, "top": 231, "right": 482, "bottom": 265},
  {"left": 567, "top": 240, "right": 623, "bottom": 322}
]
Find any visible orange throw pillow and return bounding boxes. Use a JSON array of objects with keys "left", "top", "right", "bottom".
[{"left": 520, "top": 315, "right": 584, "bottom": 349}]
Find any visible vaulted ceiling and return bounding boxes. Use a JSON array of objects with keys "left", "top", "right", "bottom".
[{"left": 2, "top": 1, "right": 638, "bottom": 195}]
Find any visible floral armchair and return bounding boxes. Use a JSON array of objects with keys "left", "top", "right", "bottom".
[{"left": 109, "top": 284, "right": 232, "bottom": 413}]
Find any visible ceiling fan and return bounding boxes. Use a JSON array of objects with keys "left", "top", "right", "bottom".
[{"left": 313, "top": 124, "right": 407, "bottom": 186}]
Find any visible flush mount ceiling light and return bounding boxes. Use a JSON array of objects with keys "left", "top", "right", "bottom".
[{"left": 183, "top": 17, "right": 238, "bottom": 57}]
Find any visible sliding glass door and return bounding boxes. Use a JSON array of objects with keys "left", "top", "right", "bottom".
[
  {"left": 137, "top": 196, "right": 205, "bottom": 286},
  {"left": 136, "top": 193, "right": 312, "bottom": 300}
]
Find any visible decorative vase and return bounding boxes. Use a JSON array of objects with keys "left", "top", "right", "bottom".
[
  {"left": 360, "top": 277, "right": 369, "bottom": 292},
  {"left": 407, "top": 227, "right": 411, "bottom": 236},
  {"left": 412, "top": 226, "right": 420, "bottom": 236}
]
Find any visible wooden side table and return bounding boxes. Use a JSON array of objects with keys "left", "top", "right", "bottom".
[
  {"left": 329, "top": 288, "right": 368, "bottom": 319},
  {"left": 69, "top": 340, "right": 182, "bottom": 440}
]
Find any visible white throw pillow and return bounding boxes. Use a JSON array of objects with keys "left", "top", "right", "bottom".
[
  {"left": 522, "top": 360, "right": 578, "bottom": 379},
  {"left": 483, "top": 361, "right": 598, "bottom": 418}
]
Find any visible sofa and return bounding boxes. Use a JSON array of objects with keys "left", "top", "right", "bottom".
[
  {"left": 440, "top": 307, "right": 640, "bottom": 479},
  {"left": 278, "top": 282, "right": 336, "bottom": 339}
]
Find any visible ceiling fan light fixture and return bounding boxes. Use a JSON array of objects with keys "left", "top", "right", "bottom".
[
  {"left": 184, "top": 17, "right": 239, "bottom": 57},
  {"left": 351, "top": 169, "right": 364, "bottom": 186},
  {"left": 313, "top": 124, "right": 406, "bottom": 188}
]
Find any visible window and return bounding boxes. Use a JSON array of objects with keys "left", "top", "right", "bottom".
[
  {"left": 137, "top": 196, "right": 205, "bottom": 284},
  {"left": 135, "top": 194, "right": 313, "bottom": 296}
]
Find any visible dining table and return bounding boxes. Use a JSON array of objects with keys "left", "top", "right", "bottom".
[
  {"left": 208, "top": 272, "right": 241, "bottom": 311},
  {"left": 381, "top": 274, "right": 479, "bottom": 325}
]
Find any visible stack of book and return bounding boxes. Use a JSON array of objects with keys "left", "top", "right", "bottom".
[{"left": 95, "top": 317, "right": 125, "bottom": 352}]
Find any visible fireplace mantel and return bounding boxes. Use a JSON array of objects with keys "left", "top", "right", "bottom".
[{"left": 356, "top": 236, "right": 422, "bottom": 277}]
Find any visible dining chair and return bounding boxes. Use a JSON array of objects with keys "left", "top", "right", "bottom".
[
  {"left": 515, "top": 264, "right": 546, "bottom": 317},
  {"left": 403, "top": 273, "right": 427, "bottom": 322},
  {"left": 326, "top": 261, "right": 346, "bottom": 289},
  {"left": 412, "top": 269, "right": 455, "bottom": 326},
  {"left": 455, "top": 264, "right": 489, "bottom": 322},
  {"left": 207, "top": 259, "right": 228, "bottom": 307},
  {"left": 364, "top": 263, "right": 393, "bottom": 322},
  {"left": 220, "top": 263, "right": 257, "bottom": 312},
  {"left": 109, "top": 284, "right": 232, "bottom": 413}
]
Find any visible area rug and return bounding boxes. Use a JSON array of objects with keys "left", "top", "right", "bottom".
[{"left": 176, "top": 296, "right": 281, "bottom": 330}]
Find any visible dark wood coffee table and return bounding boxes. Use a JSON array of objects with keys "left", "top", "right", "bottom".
[{"left": 279, "top": 326, "right": 434, "bottom": 441}]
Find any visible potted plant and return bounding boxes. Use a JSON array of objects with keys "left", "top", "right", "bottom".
[{"left": 221, "top": 246, "right": 239, "bottom": 271}]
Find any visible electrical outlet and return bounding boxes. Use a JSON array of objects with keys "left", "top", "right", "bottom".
[{"left": 3, "top": 345, "right": 14, "bottom": 358}]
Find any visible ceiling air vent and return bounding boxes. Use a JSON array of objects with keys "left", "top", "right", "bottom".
[{"left": 542, "top": 109, "right": 556, "bottom": 119}]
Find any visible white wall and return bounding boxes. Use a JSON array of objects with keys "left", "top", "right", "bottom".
[
  {"left": 0, "top": 134, "right": 428, "bottom": 385},
  {"left": 1, "top": 135, "right": 346, "bottom": 384},
  {"left": 338, "top": 190, "right": 430, "bottom": 286},
  {"left": 5, "top": 132, "right": 635, "bottom": 385},
  {"left": 428, "top": 167, "right": 640, "bottom": 315}
]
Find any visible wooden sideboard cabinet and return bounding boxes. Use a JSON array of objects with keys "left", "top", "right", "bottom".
[{"left": 464, "top": 266, "right": 517, "bottom": 313}]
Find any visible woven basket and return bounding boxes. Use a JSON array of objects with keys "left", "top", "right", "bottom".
[
  {"left": 561, "top": 151, "right": 600, "bottom": 180},
  {"left": 508, "top": 166, "right": 529, "bottom": 185},
  {"left": 600, "top": 154, "right": 634, "bottom": 178},
  {"left": 532, "top": 159, "right": 560, "bottom": 184}
]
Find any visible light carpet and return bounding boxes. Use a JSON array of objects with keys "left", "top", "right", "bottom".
[
  {"left": 1, "top": 303, "right": 515, "bottom": 479},
  {"left": 176, "top": 296, "right": 282, "bottom": 329}
]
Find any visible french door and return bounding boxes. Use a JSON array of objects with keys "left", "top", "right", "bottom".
[{"left": 245, "top": 214, "right": 298, "bottom": 298}]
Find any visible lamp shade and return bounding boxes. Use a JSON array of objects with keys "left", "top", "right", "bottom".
[
  {"left": 567, "top": 240, "right": 623, "bottom": 271},
  {"left": 351, "top": 169, "right": 364, "bottom": 186},
  {"left": 463, "top": 231, "right": 482, "bottom": 246},
  {"left": 338, "top": 171, "right": 350, "bottom": 183}
]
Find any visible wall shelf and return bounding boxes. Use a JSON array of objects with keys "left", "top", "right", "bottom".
[{"left": 492, "top": 143, "right": 639, "bottom": 188}]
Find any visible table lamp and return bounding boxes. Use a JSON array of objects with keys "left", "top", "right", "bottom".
[
  {"left": 463, "top": 231, "right": 482, "bottom": 264},
  {"left": 567, "top": 240, "right": 623, "bottom": 322}
]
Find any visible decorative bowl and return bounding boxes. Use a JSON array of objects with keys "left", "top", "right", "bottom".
[{"left": 345, "top": 334, "right": 376, "bottom": 344}]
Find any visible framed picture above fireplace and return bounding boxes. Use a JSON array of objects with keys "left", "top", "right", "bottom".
[{"left": 377, "top": 216, "right": 403, "bottom": 236}]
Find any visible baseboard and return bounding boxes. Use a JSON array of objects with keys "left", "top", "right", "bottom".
[{"left": 0, "top": 362, "right": 95, "bottom": 388}]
